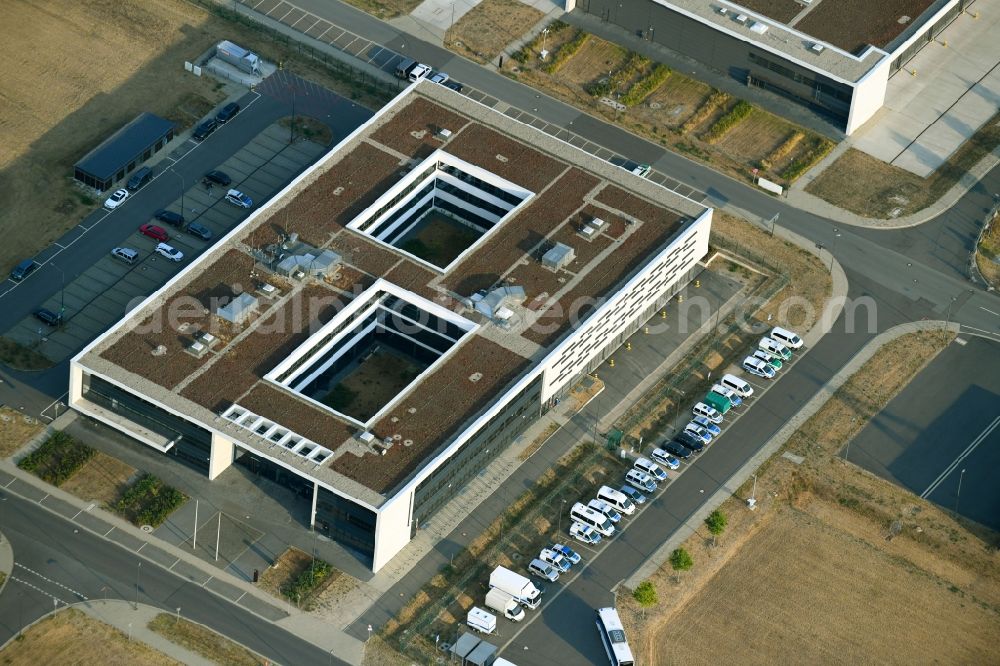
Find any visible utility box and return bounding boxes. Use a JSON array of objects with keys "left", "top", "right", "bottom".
[{"left": 542, "top": 243, "right": 575, "bottom": 270}]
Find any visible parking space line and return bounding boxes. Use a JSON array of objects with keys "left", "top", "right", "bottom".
[{"left": 920, "top": 415, "right": 1000, "bottom": 498}]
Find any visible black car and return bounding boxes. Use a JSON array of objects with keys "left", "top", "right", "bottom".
[
  {"left": 192, "top": 118, "right": 218, "bottom": 141},
  {"left": 216, "top": 102, "right": 240, "bottom": 124},
  {"left": 154, "top": 210, "right": 185, "bottom": 227},
  {"left": 34, "top": 308, "right": 62, "bottom": 326},
  {"left": 186, "top": 222, "right": 213, "bottom": 240},
  {"left": 662, "top": 440, "right": 693, "bottom": 459},
  {"left": 674, "top": 431, "right": 705, "bottom": 453},
  {"left": 443, "top": 80, "right": 464, "bottom": 93},
  {"left": 203, "top": 170, "right": 231, "bottom": 187},
  {"left": 10, "top": 258, "right": 38, "bottom": 282}
]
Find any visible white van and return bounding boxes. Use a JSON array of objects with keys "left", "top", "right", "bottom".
[
  {"left": 633, "top": 457, "right": 667, "bottom": 482},
  {"left": 111, "top": 247, "right": 139, "bottom": 265},
  {"left": 692, "top": 402, "right": 723, "bottom": 423},
  {"left": 759, "top": 336, "right": 792, "bottom": 360},
  {"left": 770, "top": 326, "right": 803, "bottom": 350},
  {"left": 570, "top": 502, "right": 615, "bottom": 537},
  {"left": 408, "top": 63, "right": 431, "bottom": 82},
  {"left": 588, "top": 498, "right": 622, "bottom": 523},
  {"left": 710, "top": 384, "right": 742, "bottom": 407},
  {"left": 720, "top": 373, "right": 753, "bottom": 398},
  {"left": 596, "top": 485, "right": 636, "bottom": 515}
]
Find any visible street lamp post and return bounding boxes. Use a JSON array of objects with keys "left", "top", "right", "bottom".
[
  {"left": 135, "top": 561, "right": 142, "bottom": 610},
  {"left": 946, "top": 295, "right": 957, "bottom": 326},
  {"left": 829, "top": 228, "right": 841, "bottom": 270},
  {"left": 556, "top": 498, "right": 567, "bottom": 534},
  {"left": 51, "top": 263, "right": 66, "bottom": 319},
  {"left": 169, "top": 168, "right": 185, "bottom": 217},
  {"left": 955, "top": 468, "right": 966, "bottom": 513}
]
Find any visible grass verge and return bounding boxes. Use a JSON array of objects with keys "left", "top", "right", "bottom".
[
  {"left": 0, "top": 608, "right": 180, "bottom": 665},
  {"left": 148, "top": 613, "right": 265, "bottom": 666},
  {"left": 115, "top": 473, "right": 186, "bottom": 527},
  {"left": 806, "top": 109, "right": 1000, "bottom": 218},
  {"left": 975, "top": 213, "right": 1000, "bottom": 288},
  {"left": 60, "top": 451, "right": 138, "bottom": 508},
  {"left": 336, "top": 0, "right": 421, "bottom": 19},
  {"left": 258, "top": 547, "right": 341, "bottom": 610},
  {"left": 445, "top": 0, "right": 544, "bottom": 64},
  {"left": 0, "top": 406, "right": 44, "bottom": 458},
  {"left": 17, "top": 431, "right": 95, "bottom": 486}
]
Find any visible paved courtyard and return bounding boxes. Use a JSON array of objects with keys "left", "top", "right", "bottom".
[{"left": 852, "top": 4, "right": 1000, "bottom": 176}]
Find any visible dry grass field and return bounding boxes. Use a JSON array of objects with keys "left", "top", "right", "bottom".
[
  {"left": 661, "top": 507, "right": 999, "bottom": 665},
  {"left": 557, "top": 38, "right": 629, "bottom": 87},
  {"left": 445, "top": 0, "right": 544, "bottom": 64},
  {"left": 0, "top": 0, "right": 227, "bottom": 274},
  {"left": 60, "top": 451, "right": 138, "bottom": 507},
  {"left": 807, "top": 109, "right": 1000, "bottom": 217},
  {"left": 338, "top": 0, "right": 422, "bottom": 19},
  {"left": 0, "top": 608, "right": 180, "bottom": 665},
  {"left": 0, "top": 407, "right": 44, "bottom": 458},
  {"left": 148, "top": 613, "right": 265, "bottom": 666}
]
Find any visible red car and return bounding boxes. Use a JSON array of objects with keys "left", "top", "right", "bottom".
[{"left": 139, "top": 224, "right": 169, "bottom": 242}]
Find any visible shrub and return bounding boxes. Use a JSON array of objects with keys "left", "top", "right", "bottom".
[
  {"left": 621, "top": 64, "right": 671, "bottom": 107},
  {"left": 633, "top": 580, "right": 658, "bottom": 606},
  {"left": 116, "top": 473, "right": 186, "bottom": 527},
  {"left": 680, "top": 91, "right": 730, "bottom": 134},
  {"left": 17, "top": 431, "right": 94, "bottom": 486},
  {"left": 543, "top": 31, "right": 589, "bottom": 74},
  {"left": 285, "top": 559, "right": 333, "bottom": 603},
  {"left": 703, "top": 100, "right": 753, "bottom": 144},
  {"left": 669, "top": 547, "right": 693, "bottom": 572},
  {"left": 705, "top": 509, "right": 727, "bottom": 544},
  {"left": 763, "top": 130, "right": 805, "bottom": 170},
  {"left": 585, "top": 52, "right": 647, "bottom": 97}
]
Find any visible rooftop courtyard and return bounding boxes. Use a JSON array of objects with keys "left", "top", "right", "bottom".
[{"left": 84, "top": 84, "right": 706, "bottom": 504}]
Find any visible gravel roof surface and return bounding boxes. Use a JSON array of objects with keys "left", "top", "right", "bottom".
[{"left": 796, "top": 0, "right": 936, "bottom": 52}]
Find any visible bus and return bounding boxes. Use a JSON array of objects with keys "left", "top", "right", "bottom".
[
  {"left": 570, "top": 502, "right": 615, "bottom": 537},
  {"left": 596, "top": 607, "right": 634, "bottom": 666}
]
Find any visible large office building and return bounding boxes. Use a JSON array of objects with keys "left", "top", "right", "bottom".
[
  {"left": 574, "top": 0, "right": 977, "bottom": 134},
  {"left": 70, "top": 81, "right": 711, "bottom": 572}
]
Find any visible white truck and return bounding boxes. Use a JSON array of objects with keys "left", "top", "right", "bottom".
[
  {"left": 467, "top": 607, "right": 496, "bottom": 634},
  {"left": 489, "top": 566, "right": 541, "bottom": 609},
  {"left": 485, "top": 588, "right": 526, "bottom": 622}
]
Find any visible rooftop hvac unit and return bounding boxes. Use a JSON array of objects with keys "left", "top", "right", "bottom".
[
  {"left": 187, "top": 341, "right": 207, "bottom": 358},
  {"left": 437, "top": 128, "right": 453, "bottom": 140},
  {"left": 579, "top": 225, "right": 597, "bottom": 241},
  {"left": 749, "top": 21, "right": 768, "bottom": 34},
  {"left": 809, "top": 42, "right": 825, "bottom": 54},
  {"left": 589, "top": 217, "right": 609, "bottom": 233},
  {"left": 358, "top": 431, "right": 375, "bottom": 444},
  {"left": 734, "top": 13, "right": 749, "bottom": 24},
  {"left": 718, "top": 7, "right": 728, "bottom": 15}
]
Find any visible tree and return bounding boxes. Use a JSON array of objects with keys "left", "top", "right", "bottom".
[
  {"left": 705, "top": 509, "right": 728, "bottom": 546},
  {"left": 669, "top": 547, "right": 693, "bottom": 581},
  {"left": 633, "top": 581, "right": 658, "bottom": 607}
]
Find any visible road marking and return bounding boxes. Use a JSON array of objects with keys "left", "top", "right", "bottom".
[
  {"left": 136, "top": 542, "right": 147, "bottom": 552},
  {"left": 169, "top": 558, "right": 181, "bottom": 570},
  {"left": 38, "top": 493, "right": 49, "bottom": 503},
  {"left": 920, "top": 415, "right": 1000, "bottom": 499},
  {"left": 5, "top": 477, "right": 16, "bottom": 488},
  {"left": 979, "top": 306, "right": 1000, "bottom": 317},
  {"left": 15, "top": 563, "right": 90, "bottom": 600},
  {"left": 235, "top": 591, "right": 248, "bottom": 603},
  {"left": 9, "top": 575, "right": 70, "bottom": 604},
  {"left": 202, "top": 576, "right": 214, "bottom": 587},
  {"left": 104, "top": 526, "right": 115, "bottom": 537}
]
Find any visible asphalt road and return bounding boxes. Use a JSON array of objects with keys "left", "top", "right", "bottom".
[
  {"left": 848, "top": 335, "right": 1000, "bottom": 530},
  {"left": 0, "top": 490, "right": 346, "bottom": 665}
]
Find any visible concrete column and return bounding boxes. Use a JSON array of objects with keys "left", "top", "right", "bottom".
[
  {"left": 69, "top": 364, "right": 85, "bottom": 406},
  {"left": 564, "top": 0, "right": 577, "bottom": 11},
  {"left": 310, "top": 481, "right": 319, "bottom": 528},
  {"left": 208, "top": 432, "right": 235, "bottom": 480}
]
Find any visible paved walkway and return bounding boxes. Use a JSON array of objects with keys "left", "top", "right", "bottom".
[{"left": 851, "top": 5, "right": 1000, "bottom": 177}]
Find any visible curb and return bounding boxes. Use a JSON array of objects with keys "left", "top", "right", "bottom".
[
  {"left": 0, "top": 528, "right": 11, "bottom": 599},
  {"left": 624, "top": 320, "right": 958, "bottom": 589}
]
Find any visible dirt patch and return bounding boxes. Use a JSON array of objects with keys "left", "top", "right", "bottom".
[
  {"left": 976, "top": 213, "right": 1000, "bottom": 288},
  {"left": 60, "top": 452, "right": 138, "bottom": 508},
  {"left": 0, "top": 407, "right": 44, "bottom": 458},
  {"left": 257, "top": 547, "right": 341, "bottom": 609},
  {"left": 337, "top": 0, "right": 421, "bottom": 20},
  {"left": 658, "top": 507, "right": 1000, "bottom": 664},
  {"left": 446, "top": 0, "right": 545, "bottom": 64},
  {"left": 0, "top": 608, "right": 180, "bottom": 665},
  {"left": 806, "top": 110, "right": 1000, "bottom": 218},
  {"left": 148, "top": 613, "right": 265, "bottom": 666},
  {"left": 398, "top": 213, "right": 481, "bottom": 268}
]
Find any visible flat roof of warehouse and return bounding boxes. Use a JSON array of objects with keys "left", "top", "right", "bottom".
[{"left": 79, "top": 82, "right": 706, "bottom": 506}]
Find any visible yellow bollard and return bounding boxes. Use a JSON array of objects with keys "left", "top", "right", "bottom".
[
  {"left": 677, "top": 294, "right": 684, "bottom": 303},
  {"left": 626, "top": 342, "right": 632, "bottom": 351},
  {"left": 608, "top": 358, "right": 615, "bottom": 368},
  {"left": 660, "top": 310, "right": 667, "bottom": 319},
  {"left": 644, "top": 326, "right": 650, "bottom": 334},
  {"left": 695, "top": 279, "right": 701, "bottom": 288}
]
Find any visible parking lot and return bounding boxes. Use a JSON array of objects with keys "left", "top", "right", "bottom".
[
  {"left": 848, "top": 335, "right": 1000, "bottom": 530},
  {"left": 5, "top": 124, "right": 329, "bottom": 364}
]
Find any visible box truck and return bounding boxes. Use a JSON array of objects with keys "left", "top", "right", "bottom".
[
  {"left": 485, "top": 588, "right": 526, "bottom": 621},
  {"left": 489, "top": 566, "right": 541, "bottom": 609}
]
